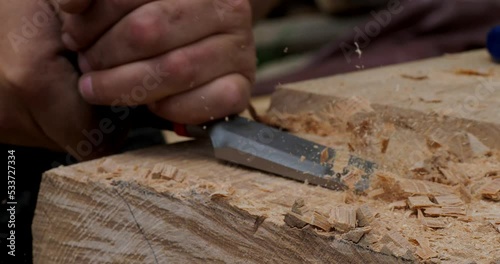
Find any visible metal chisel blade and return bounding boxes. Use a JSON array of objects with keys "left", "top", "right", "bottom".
[{"left": 206, "top": 116, "right": 377, "bottom": 192}]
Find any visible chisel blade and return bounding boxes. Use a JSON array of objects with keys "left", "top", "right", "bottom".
[{"left": 207, "top": 116, "right": 377, "bottom": 192}]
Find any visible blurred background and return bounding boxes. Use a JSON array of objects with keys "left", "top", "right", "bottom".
[{"left": 251, "top": 0, "right": 500, "bottom": 96}]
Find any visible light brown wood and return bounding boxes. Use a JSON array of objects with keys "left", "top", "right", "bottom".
[{"left": 33, "top": 49, "right": 500, "bottom": 263}]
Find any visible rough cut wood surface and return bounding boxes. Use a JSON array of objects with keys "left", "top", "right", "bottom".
[{"left": 33, "top": 49, "right": 500, "bottom": 263}]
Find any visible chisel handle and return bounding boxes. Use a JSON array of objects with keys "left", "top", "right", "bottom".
[{"left": 127, "top": 105, "right": 215, "bottom": 138}]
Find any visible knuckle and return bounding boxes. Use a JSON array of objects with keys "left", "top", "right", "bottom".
[
  {"left": 162, "top": 50, "right": 195, "bottom": 85},
  {"left": 225, "top": 0, "right": 252, "bottom": 29},
  {"left": 127, "top": 6, "right": 164, "bottom": 49}
]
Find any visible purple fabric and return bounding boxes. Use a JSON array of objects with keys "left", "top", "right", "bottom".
[{"left": 253, "top": 0, "right": 500, "bottom": 96}]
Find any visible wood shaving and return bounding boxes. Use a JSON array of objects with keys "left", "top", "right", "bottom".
[
  {"left": 329, "top": 206, "right": 357, "bottom": 232},
  {"left": 480, "top": 178, "right": 500, "bottom": 201},
  {"left": 454, "top": 68, "right": 493, "bottom": 77},
  {"left": 407, "top": 196, "right": 437, "bottom": 209}
]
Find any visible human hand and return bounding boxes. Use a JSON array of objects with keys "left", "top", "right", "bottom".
[
  {"left": 58, "top": 0, "right": 256, "bottom": 125},
  {"left": 0, "top": 1, "right": 129, "bottom": 161}
]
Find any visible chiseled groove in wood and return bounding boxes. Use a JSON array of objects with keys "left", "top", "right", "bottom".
[
  {"left": 269, "top": 89, "right": 500, "bottom": 150},
  {"left": 34, "top": 169, "right": 409, "bottom": 264}
]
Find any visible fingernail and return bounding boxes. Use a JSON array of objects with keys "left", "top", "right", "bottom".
[
  {"left": 79, "top": 75, "right": 94, "bottom": 102},
  {"left": 61, "top": 33, "right": 78, "bottom": 50},
  {"left": 78, "top": 53, "right": 92, "bottom": 73}
]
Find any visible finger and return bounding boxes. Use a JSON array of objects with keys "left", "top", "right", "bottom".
[
  {"left": 60, "top": 0, "right": 153, "bottom": 50},
  {"left": 57, "top": 0, "right": 93, "bottom": 14},
  {"left": 78, "top": 34, "right": 256, "bottom": 106},
  {"left": 79, "top": 0, "right": 251, "bottom": 71},
  {"left": 148, "top": 74, "right": 252, "bottom": 125}
]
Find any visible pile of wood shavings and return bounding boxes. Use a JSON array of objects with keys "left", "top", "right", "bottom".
[{"left": 263, "top": 110, "right": 500, "bottom": 263}]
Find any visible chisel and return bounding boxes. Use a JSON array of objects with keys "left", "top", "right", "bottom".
[{"left": 130, "top": 107, "right": 377, "bottom": 192}]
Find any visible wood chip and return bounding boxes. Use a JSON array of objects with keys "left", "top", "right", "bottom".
[
  {"left": 380, "top": 242, "right": 413, "bottom": 259},
  {"left": 407, "top": 196, "right": 437, "bottom": 209},
  {"left": 377, "top": 172, "right": 454, "bottom": 199},
  {"left": 434, "top": 195, "right": 464, "bottom": 207},
  {"left": 423, "top": 218, "right": 448, "bottom": 229},
  {"left": 284, "top": 212, "right": 308, "bottom": 229},
  {"left": 379, "top": 231, "right": 415, "bottom": 259},
  {"left": 418, "top": 209, "right": 447, "bottom": 229},
  {"left": 480, "top": 179, "right": 500, "bottom": 201},
  {"left": 467, "top": 133, "right": 490, "bottom": 156},
  {"left": 401, "top": 73, "right": 429, "bottom": 80},
  {"left": 423, "top": 207, "right": 466, "bottom": 218},
  {"left": 381, "top": 138, "right": 390, "bottom": 154},
  {"left": 454, "top": 68, "right": 492, "bottom": 77},
  {"left": 388, "top": 200, "right": 407, "bottom": 210},
  {"left": 412, "top": 236, "right": 438, "bottom": 260},
  {"left": 398, "top": 179, "right": 454, "bottom": 196},
  {"left": 380, "top": 230, "right": 415, "bottom": 252},
  {"left": 343, "top": 227, "right": 371, "bottom": 243},
  {"left": 356, "top": 204, "right": 376, "bottom": 227},
  {"left": 490, "top": 221, "right": 500, "bottom": 233},
  {"left": 329, "top": 206, "right": 357, "bottom": 232},
  {"left": 320, "top": 148, "right": 329, "bottom": 163},
  {"left": 456, "top": 184, "right": 472, "bottom": 204},
  {"left": 97, "top": 158, "right": 121, "bottom": 173},
  {"left": 310, "top": 211, "right": 332, "bottom": 232},
  {"left": 341, "top": 167, "right": 364, "bottom": 190},
  {"left": 437, "top": 167, "right": 468, "bottom": 186},
  {"left": 367, "top": 188, "right": 385, "bottom": 199},
  {"left": 291, "top": 198, "right": 306, "bottom": 215}
]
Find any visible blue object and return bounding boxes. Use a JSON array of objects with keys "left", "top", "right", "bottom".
[{"left": 487, "top": 25, "right": 500, "bottom": 62}]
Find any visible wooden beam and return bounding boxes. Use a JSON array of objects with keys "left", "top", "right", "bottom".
[
  {"left": 32, "top": 143, "right": 408, "bottom": 263},
  {"left": 33, "top": 49, "right": 500, "bottom": 263}
]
